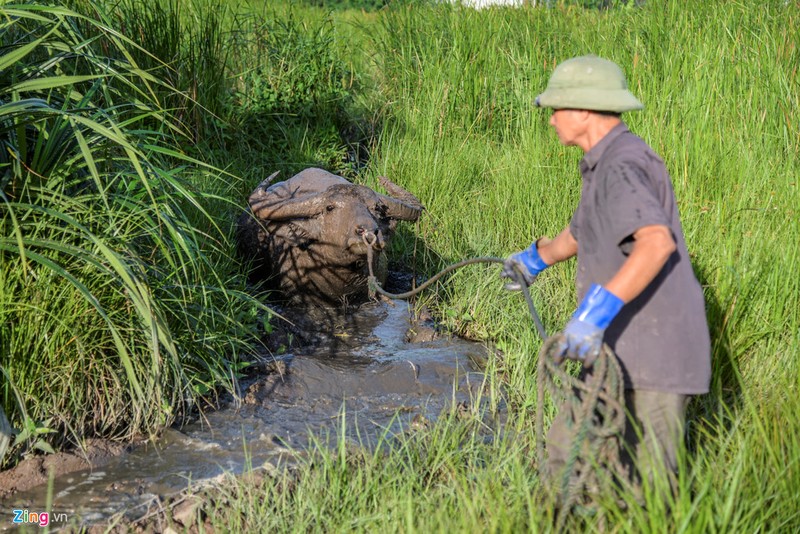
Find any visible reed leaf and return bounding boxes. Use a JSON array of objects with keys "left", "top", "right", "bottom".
[{"left": 0, "top": 2, "right": 262, "bottom": 465}]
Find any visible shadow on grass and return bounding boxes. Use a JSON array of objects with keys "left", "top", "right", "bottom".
[{"left": 688, "top": 261, "right": 744, "bottom": 455}]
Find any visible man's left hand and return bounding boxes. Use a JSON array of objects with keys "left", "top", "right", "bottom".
[
  {"left": 552, "top": 284, "right": 624, "bottom": 367},
  {"left": 555, "top": 317, "right": 606, "bottom": 367}
]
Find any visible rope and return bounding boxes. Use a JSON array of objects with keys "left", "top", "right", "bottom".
[
  {"left": 363, "top": 234, "right": 505, "bottom": 300},
  {"left": 362, "top": 235, "right": 543, "bottom": 340},
  {"left": 537, "top": 337, "right": 627, "bottom": 529},
  {"left": 362, "top": 235, "right": 627, "bottom": 526}
]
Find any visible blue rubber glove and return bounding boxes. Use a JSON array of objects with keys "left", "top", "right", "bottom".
[
  {"left": 501, "top": 241, "right": 549, "bottom": 291},
  {"left": 555, "top": 284, "right": 624, "bottom": 367}
]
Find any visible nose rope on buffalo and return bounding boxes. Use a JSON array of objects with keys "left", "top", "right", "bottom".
[{"left": 363, "top": 233, "right": 627, "bottom": 525}]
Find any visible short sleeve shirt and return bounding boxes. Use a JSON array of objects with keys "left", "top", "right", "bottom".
[{"left": 569, "top": 123, "right": 711, "bottom": 394}]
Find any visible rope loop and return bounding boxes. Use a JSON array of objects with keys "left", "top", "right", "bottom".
[
  {"left": 361, "top": 230, "right": 378, "bottom": 248},
  {"left": 537, "top": 335, "right": 627, "bottom": 528}
]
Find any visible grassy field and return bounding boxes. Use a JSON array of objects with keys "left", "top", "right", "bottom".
[
  {"left": 2, "top": 0, "right": 799, "bottom": 531},
  {"left": 198, "top": 2, "right": 799, "bottom": 532}
]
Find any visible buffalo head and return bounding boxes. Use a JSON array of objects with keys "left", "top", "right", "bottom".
[{"left": 237, "top": 168, "right": 423, "bottom": 306}]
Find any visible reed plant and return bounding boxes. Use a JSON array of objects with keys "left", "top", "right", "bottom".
[
  {"left": 0, "top": 3, "right": 268, "bottom": 466},
  {"left": 0, "top": 0, "right": 391, "bottom": 469}
]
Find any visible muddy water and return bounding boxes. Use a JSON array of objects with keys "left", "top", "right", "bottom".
[{"left": 0, "top": 301, "right": 498, "bottom": 529}]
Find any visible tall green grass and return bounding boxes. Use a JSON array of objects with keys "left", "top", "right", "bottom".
[
  {"left": 193, "top": 1, "right": 800, "bottom": 532},
  {"left": 370, "top": 0, "right": 800, "bottom": 399},
  {"left": 380, "top": 0, "right": 800, "bottom": 529},
  {"left": 2, "top": 0, "right": 799, "bottom": 530},
  {"left": 0, "top": 3, "right": 268, "bottom": 466},
  {"left": 0, "top": 0, "right": 390, "bottom": 468},
  {"left": 199, "top": 398, "right": 800, "bottom": 532}
]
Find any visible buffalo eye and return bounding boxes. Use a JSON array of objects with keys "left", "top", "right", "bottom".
[{"left": 326, "top": 204, "right": 335, "bottom": 212}]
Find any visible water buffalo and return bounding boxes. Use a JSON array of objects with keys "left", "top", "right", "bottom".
[{"left": 236, "top": 168, "right": 424, "bottom": 306}]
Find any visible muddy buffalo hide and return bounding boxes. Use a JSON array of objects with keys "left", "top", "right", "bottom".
[{"left": 236, "top": 168, "right": 423, "bottom": 306}]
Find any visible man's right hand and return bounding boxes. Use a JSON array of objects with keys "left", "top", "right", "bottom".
[{"left": 501, "top": 241, "right": 550, "bottom": 291}]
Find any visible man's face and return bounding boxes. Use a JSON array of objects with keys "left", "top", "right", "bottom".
[{"left": 549, "top": 109, "right": 586, "bottom": 147}]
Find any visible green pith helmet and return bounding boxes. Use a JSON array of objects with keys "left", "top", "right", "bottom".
[{"left": 535, "top": 55, "right": 644, "bottom": 113}]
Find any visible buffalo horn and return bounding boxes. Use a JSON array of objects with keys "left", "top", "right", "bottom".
[
  {"left": 377, "top": 176, "right": 424, "bottom": 221},
  {"left": 250, "top": 195, "right": 325, "bottom": 221}
]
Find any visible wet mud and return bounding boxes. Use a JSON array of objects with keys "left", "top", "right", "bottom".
[{"left": 0, "top": 299, "right": 501, "bottom": 531}]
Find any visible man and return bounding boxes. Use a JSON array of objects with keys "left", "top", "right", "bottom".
[{"left": 502, "top": 55, "right": 711, "bottom": 494}]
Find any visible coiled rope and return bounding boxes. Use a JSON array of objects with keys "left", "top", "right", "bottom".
[
  {"left": 538, "top": 337, "right": 627, "bottom": 529},
  {"left": 363, "top": 235, "right": 626, "bottom": 526}
]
